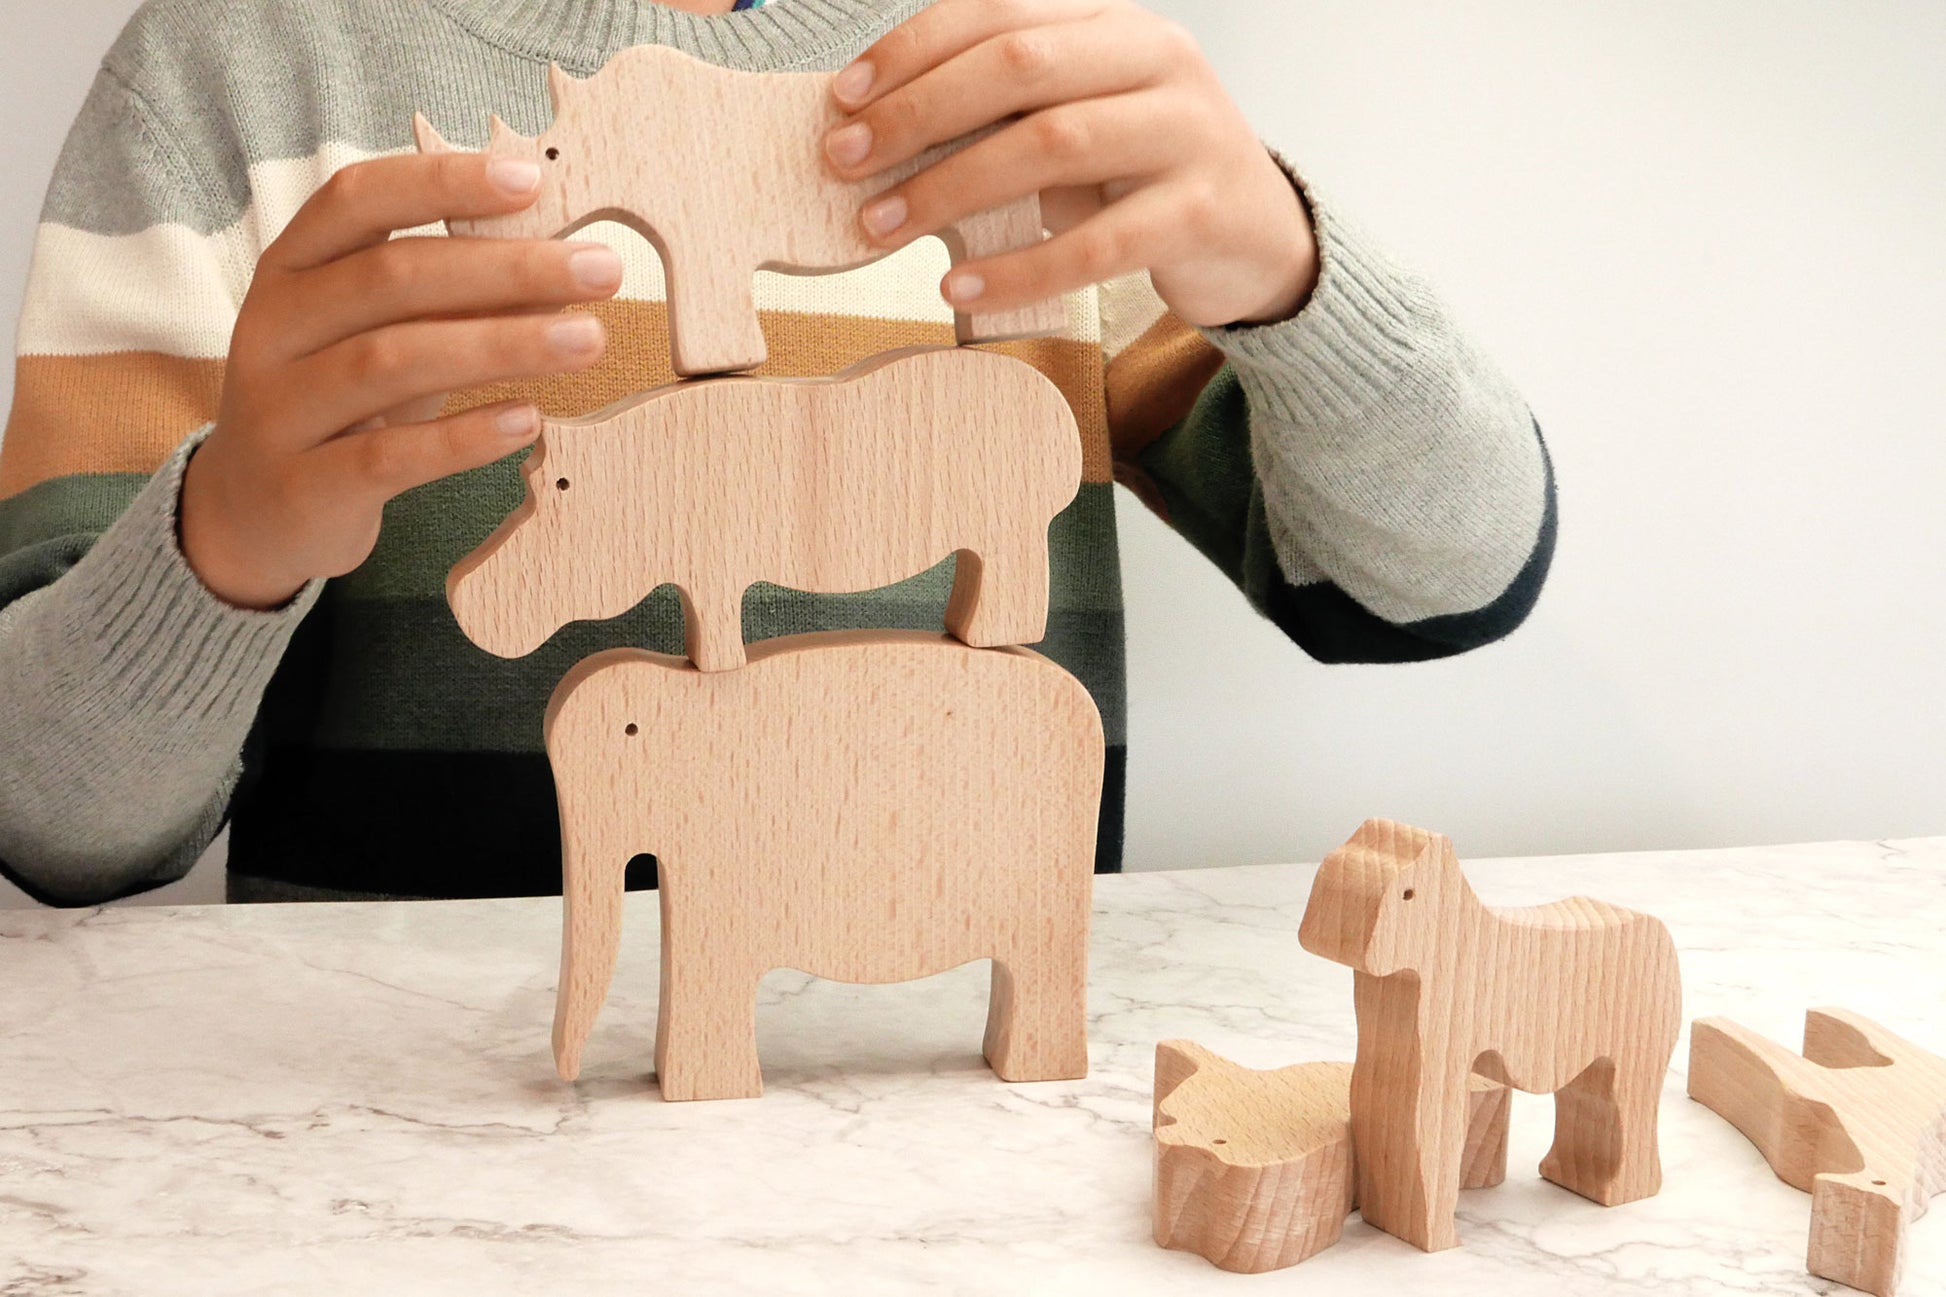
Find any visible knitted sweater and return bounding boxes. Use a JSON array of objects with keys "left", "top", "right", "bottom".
[{"left": 0, "top": 0, "right": 1556, "bottom": 906}]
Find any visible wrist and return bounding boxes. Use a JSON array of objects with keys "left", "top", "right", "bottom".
[
  {"left": 178, "top": 438, "right": 310, "bottom": 611},
  {"left": 1225, "top": 149, "right": 1321, "bottom": 327}
]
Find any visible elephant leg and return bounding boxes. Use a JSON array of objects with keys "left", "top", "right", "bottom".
[
  {"left": 551, "top": 801, "right": 632, "bottom": 1083},
  {"left": 945, "top": 538, "right": 1050, "bottom": 650},
  {"left": 1543, "top": 1056, "right": 1664, "bottom": 1205},
  {"left": 654, "top": 895, "right": 764, "bottom": 1101},
  {"left": 984, "top": 942, "right": 1089, "bottom": 1083},
  {"left": 678, "top": 585, "right": 748, "bottom": 673},
  {"left": 1354, "top": 1066, "right": 1471, "bottom": 1252}
]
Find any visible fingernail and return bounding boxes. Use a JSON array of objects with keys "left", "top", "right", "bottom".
[
  {"left": 825, "top": 121, "right": 872, "bottom": 168},
  {"left": 863, "top": 194, "right": 907, "bottom": 238},
  {"left": 568, "top": 244, "right": 623, "bottom": 291},
  {"left": 834, "top": 60, "right": 874, "bottom": 105},
  {"left": 488, "top": 158, "right": 541, "bottom": 195},
  {"left": 548, "top": 314, "right": 605, "bottom": 359},
  {"left": 944, "top": 272, "right": 985, "bottom": 305},
  {"left": 496, "top": 404, "right": 539, "bottom": 439}
]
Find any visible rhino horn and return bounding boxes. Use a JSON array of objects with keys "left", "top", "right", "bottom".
[
  {"left": 412, "top": 112, "right": 459, "bottom": 156},
  {"left": 547, "top": 62, "right": 577, "bottom": 117}
]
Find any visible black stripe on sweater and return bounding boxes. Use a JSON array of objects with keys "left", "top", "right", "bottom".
[
  {"left": 226, "top": 745, "right": 1127, "bottom": 901},
  {"left": 1260, "top": 424, "right": 1558, "bottom": 664}
]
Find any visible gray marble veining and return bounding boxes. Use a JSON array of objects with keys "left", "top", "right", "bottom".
[{"left": 3, "top": 839, "right": 1942, "bottom": 1294}]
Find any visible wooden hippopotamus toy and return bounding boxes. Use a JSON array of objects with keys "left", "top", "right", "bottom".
[
  {"left": 544, "top": 629, "right": 1103, "bottom": 1101},
  {"left": 447, "top": 346, "right": 1080, "bottom": 672},
  {"left": 414, "top": 43, "right": 1064, "bottom": 375}
]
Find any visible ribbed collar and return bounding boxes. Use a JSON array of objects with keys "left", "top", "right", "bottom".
[{"left": 425, "top": 0, "right": 926, "bottom": 73}]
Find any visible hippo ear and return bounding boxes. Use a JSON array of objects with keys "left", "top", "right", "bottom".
[
  {"left": 547, "top": 62, "right": 576, "bottom": 118},
  {"left": 488, "top": 113, "right": 527, "bottom": 151},
  {"left": 413, "top": 112, "right": 458, "bottom": 156}
]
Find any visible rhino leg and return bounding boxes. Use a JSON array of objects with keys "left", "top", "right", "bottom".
[
  {"left": 946, "top": 537, "right": 1050, "bottom": 650},
  {"left": 940, "top": 205, "right": 1066, "bottom": 343},
  {"left": 664, "top": 250, "right": 767, "bottom": 376}
]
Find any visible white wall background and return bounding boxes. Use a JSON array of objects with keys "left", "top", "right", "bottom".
[{"left": 1, "top": 0, "right": 1941, "bottom": 907}]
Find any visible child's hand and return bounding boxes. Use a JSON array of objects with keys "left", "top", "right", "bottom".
[
  {"left": 179, "top": 153, "right": 622, "bottom": 610},
  {"left": 824, "top": 0, "right": 1319, "bottom": 330}
]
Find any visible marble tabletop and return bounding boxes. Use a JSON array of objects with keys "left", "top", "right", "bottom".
[{"left": 3, "top": 837, "right": 1943, "bottom": 1295}]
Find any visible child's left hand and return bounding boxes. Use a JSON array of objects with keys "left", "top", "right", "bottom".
[{"left": 824, "top": 0, "right": 1319, "bottom": 330}]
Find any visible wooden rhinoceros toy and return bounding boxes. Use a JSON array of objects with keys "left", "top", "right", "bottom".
[
  {"left": 414, "top": 43, "right": 1064, "bottom": 375},
  {"left": 544, "top": 629, "right": 1104, "bottom": 1100},
  {"left": 447, "top": 346, "right": 1081, "bottom": 672}
]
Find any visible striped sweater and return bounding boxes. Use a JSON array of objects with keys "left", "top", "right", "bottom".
[{"left": 0, "top": 0, "right": 1556, "bottom": 906}]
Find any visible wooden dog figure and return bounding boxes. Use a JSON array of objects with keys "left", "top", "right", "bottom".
[
  {"left": 1297, "top": 818, "right": 1682, "bottom": 1252},
  {"left": 447, "top": 347, "right": 1081, "bottom": 672},
  {"left": 544, "top": 629, "right": 1103, "bottom": 1101},
  {"left": 1689, "top": 1008, "right": 1946, "bottom": 1297},
  {"left": 414, "top": 43, "right": 1064, "bottom": 375},
  {"left": 1153, "top": 1041, "right": 1512, "bottom": 1273}
]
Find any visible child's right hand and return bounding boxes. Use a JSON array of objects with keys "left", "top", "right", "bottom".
[{"left": 179, "top": 153, "right": 622, "bottom": 610}]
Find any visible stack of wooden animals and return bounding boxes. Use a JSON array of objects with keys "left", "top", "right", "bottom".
[
  {"left": 420, "top": 45, "right": 1101, "bottom": 1103},
  {"left": 412, "top": 45, "right": 1942, "bottom": 1295},
  {"left": 1153, "top": 818, "right": 1946, "bottom": 1296}
]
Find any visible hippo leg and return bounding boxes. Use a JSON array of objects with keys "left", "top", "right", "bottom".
[
  {"left": 678, "top": 585, "right": 749, "bottom": 673},
  {"left": 946, "top": 537, "right": 1050, "bottom": 649}
]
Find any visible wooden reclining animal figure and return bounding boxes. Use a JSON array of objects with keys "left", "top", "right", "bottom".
[
  {"left": 1689, "top": 1008, "right": 1946, "bottom": 1297},
  {"left": 544, "top": 629, "right": 1103, "bottom": 1101},
  {"left": 1153, "top": 1041, "right": 1511, "bottom": 1273},
  {"left": 1298, "top": 818, "right": 1682, "bottom": 1252},
  {"left": 447, "top": 346, "right": 1081, "bottom": 672},
  {"left": 415, "top": 43, "right": 1064, "bottom": 375}
]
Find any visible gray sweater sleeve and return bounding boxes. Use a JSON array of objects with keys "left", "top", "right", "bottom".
[
  {"left": 0, "top": 429, "right": 320, "bottom": 906},
  {"left": 1127, "top": 160, "right": 1555, "bottom": 660}
]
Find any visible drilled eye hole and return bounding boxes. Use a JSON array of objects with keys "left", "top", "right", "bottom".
[
  {"left": 545, "top": 147, "right": 560, "bottom": 161},
  {"left": 1212, "top": 1138, "right": 1227, "bottom": 1146},
  {"left": 1402, "top": 889, "right": 1416, "bottom": 901},
  {"left": 555, "top": 477, "right": 570, "bottom": 491},
  {"left": 624, "top": 723, "right": 639, "bottom": 737}
]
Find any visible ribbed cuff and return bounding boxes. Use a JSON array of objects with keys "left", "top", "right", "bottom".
[
  {"left": 49, "top": 425, "right": 322, "bottom": 750},
  {"left": 1191, "top": 153, "right": 1550, "bottom": 624},
  {"left": 1197, "top": 154, "right": 1457, "bottom": 435}
]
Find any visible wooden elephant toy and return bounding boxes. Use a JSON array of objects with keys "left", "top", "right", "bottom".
[
  {"left": 544, "top": 629, "right": 1104, "bottom": 1101},
  {"left": 414, "top": 43, "right": 1063, "bottom": 375}
]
